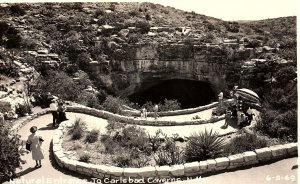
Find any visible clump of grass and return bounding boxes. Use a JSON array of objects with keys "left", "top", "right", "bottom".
[
  {"left": 85, "top": 129, "right": 100, "bottom": 143},
  {"left": 79, "top": 152, "right": 91, "bottom": 163},
  {"left": 69, "top": 118, "right": 87, "bottom": 140}
]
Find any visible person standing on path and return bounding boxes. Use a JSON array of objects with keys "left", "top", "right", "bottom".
[
  {"left": 57, "top": 101, "right": 68, "bottom": 125},
  {"left": 49, "top": 100, "right": 58, "bottom": 127},
  {"left": 27, "top": 126, "right": 44, "bottom": 168},
  {"left": 218, "top": 91, "right": 224, "bottom": 106},
  {"left": 153, "top": 104, "right": 158, "bottom": 119},
  {"left": 142, "top": 107, "right": 147, "bottom": 119}
]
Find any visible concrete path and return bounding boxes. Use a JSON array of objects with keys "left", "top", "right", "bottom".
[
  {"left": 7, "top": 114, "right": 91, "bottom": 184},
  {"left": 167, "top": 157, "right": 298, "bottom": 184},
  {"left": 66, "top": 112, "right": 237, "bottom": 137}
]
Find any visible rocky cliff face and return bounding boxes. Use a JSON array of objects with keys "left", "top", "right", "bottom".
[{"left": 87, "top": 42, "right": 255, "bottom": 97}]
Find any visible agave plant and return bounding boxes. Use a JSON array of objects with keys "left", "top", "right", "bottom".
[{"left": 185, "top": 129, "right": 225, "bottom": 162}]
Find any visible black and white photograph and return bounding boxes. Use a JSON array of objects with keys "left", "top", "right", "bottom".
[{"left": 0, "top": 0, "right": 298, "bottom": 183}]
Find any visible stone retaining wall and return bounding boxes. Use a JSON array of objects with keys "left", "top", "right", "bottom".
[
  {"left": 53, "top": 120, "right": 298, "bottom": 180},
  {"left": 11, "top": 109, "right": 49, "bottom": 133},
  {"left": 121, "top": 100, "right": 231, "bottom": 117},
  {"left": 120, "top": 102, "right": 219, "bottom": 117},
  {"left": 9, "top": 106, "right": 298, "bottom": 181},
  {"left": 66, "top": 106, "right": 225, "bottom": 126}
]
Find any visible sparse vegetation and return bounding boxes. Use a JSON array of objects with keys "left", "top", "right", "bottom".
[
  {"left": 69, "top": 118, "right": 87, "bottom": 140},
  {"left": 85, "top": 129, "right": 100, "bottom": 143},
  {"left": 223, "top": 133, "right": 268, "bottom": 155}
]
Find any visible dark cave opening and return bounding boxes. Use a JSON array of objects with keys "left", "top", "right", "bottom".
[{"left": 128, "top": 79, "right": 216, "bottom": 109}]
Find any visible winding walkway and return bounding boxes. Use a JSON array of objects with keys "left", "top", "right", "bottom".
[{"left": 7, "top": 111, "right": 297, "bottom": 184}]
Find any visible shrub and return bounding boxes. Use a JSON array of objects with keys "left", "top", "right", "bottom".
[
  {"left": 185, "top": 129, "right": 225, "bottom": 162},
  {"left": 0, "top": 119, "right": 22, "bottom": 181},
  {"left": 154, "top": 138, "right": 184, "bottom": 166},
  {"left": 223, "top": 133, "right": 268, "bottom": 155},
  {"left": 149, "top": 129, "right": 165, "bottom": 152},
  {"left": 113, "top": 149, "right": 131, "bottom": 167},
  {"left": 135, "top": 21, "right": 150, "bottom": 34},
  {"left": 119, "top": 125, "right": 150, "bottom": 151},
  {"left": 145, "top": 13, "right": 151, "bottom": 21},
  {"left": 15, "top": 103, "right": 32, "bottom": 117},
  {"left": 79, "top": 152, "right": 91, "bottom": 163},
  {"left": 70, "top": 141, "right": 83, "bottom": 150},
  {"left": 10, "top": 4, "right": 26, "bottom": 16},
  {"left": 100, "top": 134, "right": 119, "bottom": 154},
  {"left": 69, "top": 118, "right": 87, "bottom": 140},
  {"left": 33, "top": 71, "right": 85, "bottom": 102},
  {"left": 128, "top": 34, "right": 139, "bottom": 44},
  {"left": 159, "top": 99, "right": 181, "bottom": 111},
  {"left": 0, "top": 101, "right": 12, "bottom": 114},
  {"left": 102, "top": 95, "right": 125, "bottom": 114},
  {"left": 21, "top": 38, "right": 37, "bottom": 50},
  {"left": 128, "top": 10, "right": 139, "bottom": 17},
  {"left": 113, "top": 148, "right": 151, "bottom": 168},
  {"left": 256, "top": 109, "right": 297, "bottom": 141},
  {"left": 85, "top": 129, "right": 100, "bottom": 143}
]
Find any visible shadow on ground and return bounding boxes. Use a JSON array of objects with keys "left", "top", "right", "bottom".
[
  {"left": 48, "top": 141, "right": 94, "bottom": 182},
  {"left": 38, "top": 123, "right": 56, "bottom": 131}
]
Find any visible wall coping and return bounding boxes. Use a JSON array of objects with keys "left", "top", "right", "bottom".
[
  {"left": 121, "top": 99, "right": 233, "bottom": 117},
  {"left": 52, "top": 119, "right": 298, "bottom": 180},
  {"left": 65, "top": 105, "right": 225, "bottom": 126}
]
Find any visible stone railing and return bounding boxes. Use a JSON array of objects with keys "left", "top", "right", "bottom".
[
  {"left": 53, "top": 120, "right": 298, "bottom": 181},
  {"left": 66, "top": 105, "right": 225, "bottom": 126},
  {"left": 120, "top": 101, "right": 223, "bottom": 117},
  {"left": 11, "top": 109, "right": 49, "bottom": 133}
]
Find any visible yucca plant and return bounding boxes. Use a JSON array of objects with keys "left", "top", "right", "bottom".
[{"left": 185, "top": 129, "right": 225, "bottom": 162}]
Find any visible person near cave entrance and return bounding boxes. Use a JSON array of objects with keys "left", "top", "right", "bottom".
[
  {"left": 153, "top": 104, "right": 159, "bottom": 119},
  {"left": 218, "top": 91, "right": 224, "bottom": 106}
]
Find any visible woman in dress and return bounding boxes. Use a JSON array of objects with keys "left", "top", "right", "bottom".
[{"left": 27, "top": 126, "right": 44, "bottom": 168}]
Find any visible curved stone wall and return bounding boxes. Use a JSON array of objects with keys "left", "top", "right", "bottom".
[
  {"left": 66, "top": 105, "right": 225, "bottom": 126},
  {"left": 53, "top": 120, "right": 298, "bottom": 180},
  {"left": 9, "top": 107, "right": 298, "bottom": 181},
  {"left": 121, "top": 101, "right": 220, "bottom": 117}
]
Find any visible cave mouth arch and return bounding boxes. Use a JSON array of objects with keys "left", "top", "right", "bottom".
[{"left": 128, "top": 79, "right": 216, "bottom": 109}]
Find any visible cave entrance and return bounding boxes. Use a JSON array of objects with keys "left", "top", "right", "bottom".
[{"left": 128, "top": 79, "right": 216, "bottom": 109}]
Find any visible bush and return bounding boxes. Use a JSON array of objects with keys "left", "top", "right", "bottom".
[
  {"left": 102, "top": 95, "right": 125, "bottom": 114},
  {"left": 185, "top": 129, "right": 225, "bottom": 162},
  {"left": 0, "top": 119, "right": 22, "bottom": 181},
  {"left": 223, "top": 133, "right": 268, "bottom": 155},
  {"left": 69, "top": 118, "right": 87, "bottom": 140},
  {"left": 15, "top": 103, "right": 32, "bottom": 117},
  {"left": 21, "top": 38, "right": 37, "bottom": 50},
  {"left": 10, "top": 4, "right": 26, "bottom": 16},
  {"left": 135, "top": 21, "right": 150, "bottom": 34},
  {"left": 85, "top": 129, "right": 100, "bottom": 143},
  {"left": 256, "top": 109, "right": 297, "bottom": 141},
  {"left": 79, "top": 152, "right": 91, "bottom": 163},
  {"left": 159, "top": 99, "right": 181, "bottom": 111},
  {"left": 154, "top": 138, "right": 184, "bottom": 166},
  {"left": 33, "top": 71, "right": 85, "bottom": 102}
]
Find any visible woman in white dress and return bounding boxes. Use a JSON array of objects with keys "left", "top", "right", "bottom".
[{"left": 27, "top": 126, "right": 44, "bottom": 168}]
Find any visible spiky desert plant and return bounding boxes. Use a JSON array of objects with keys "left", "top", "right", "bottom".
[{"left": 185, "top": 129, "right": 225, "bottom": 162}]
